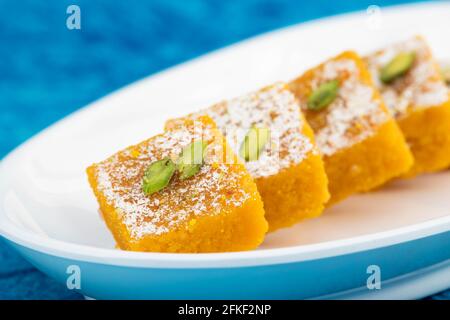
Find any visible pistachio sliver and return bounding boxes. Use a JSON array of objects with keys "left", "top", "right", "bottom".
[
  {"left": 177, "top": 140, "right": 208, "bottom": 180},
  {"left": 380, "top": 52, "right": 415, "bottom": 84},
  {"left": 307, "top": 79, "right": 340, "bottom": 111},
  {"left": 142, "top": 157, "right": 176, "bottom": 195},
  {"left": 440, "top": 64, "right": 450, "bottom": 85},
  {"left": 239, "top": 126, "right": 270, "bottom": 162}
]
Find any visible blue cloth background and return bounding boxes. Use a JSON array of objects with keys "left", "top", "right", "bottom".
[{"left": 0, "top": 0, "right": 448, "bottom": 300}]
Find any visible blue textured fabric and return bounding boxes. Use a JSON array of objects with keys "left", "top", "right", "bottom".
[{"left": 0, "top": 0, "right": 448, "bottom": 300}]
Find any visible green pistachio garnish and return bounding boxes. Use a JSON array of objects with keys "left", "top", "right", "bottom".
[
  {"left": 239, "top": 126, "right": 270, "bottom": 162},
  {"left": 440, "top": 64, "right": 450, "bottom": 85},
  {"left": 380, "top": 52, "right": 415, "bottom": 84},
  {"left": 177, "top": 140, "right": 208, "bottom": 180},
  {"left": 307, "top": 79, "right": 340, "bottom": 111},
  {"left": 142, "top": 158, "right": 176, "bottom": 195}
]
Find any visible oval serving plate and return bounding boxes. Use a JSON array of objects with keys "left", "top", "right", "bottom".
[{"left": 0, "top": 2, "right": 449, "bottom": 300}]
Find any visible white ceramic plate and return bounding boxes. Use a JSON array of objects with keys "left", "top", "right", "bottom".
[{"left": 0, "top": 2, "right": 449, "bottom": 299}]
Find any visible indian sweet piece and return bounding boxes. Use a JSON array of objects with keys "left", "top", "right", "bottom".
[
  {"left": 365, "top": 36, "right": 450, "bottom": 176},
  {"left": 166, "top": 83, "right": 330, "bottom": 231},
  {"left": 289, "top": 51, "right": 414, "bottom": 204},
  {"left": 87, "top": 116, "right": 268, "bottom": 253}
]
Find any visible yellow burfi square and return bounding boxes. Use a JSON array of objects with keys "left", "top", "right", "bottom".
[
  {"left": 166, "top": 83, "right": 330, "bottom": 232},
  {"left": 87, "top": 116, "right": 268, "bottom": 253},
  {"left": 365, "top": 36, "right": 450, "bottom": 176},
  {"left": 289, "top": 51, "right": 414, "bottom": 204}
]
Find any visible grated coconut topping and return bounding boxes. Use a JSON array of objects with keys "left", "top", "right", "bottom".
[
  {"left": 365, "top": 37, "right": 449, "bottom": 118},
  {"left": 300, "top": 58, "right": 389, "bottom": 156},
  {"left": 93, "top": 120, "right": 251, "bottom": 239},
  {"left": 179, "top": 83, "right": 316, "bottom": 178}
]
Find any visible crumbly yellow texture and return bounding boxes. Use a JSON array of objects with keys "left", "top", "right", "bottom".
[
  {"left": 289, "top": 51, "right": 414, "bottom": 204},
  {"left": 87, "top": 116, "right": 268, "bottom": 253},
  {"left": 256, "top": 119, "right": 329, "bottom": 231},
  {"left": 165, "top": 84, "right": 329, "bottom": 232},
  {"left": 399, "top": 101, "right": 450, "bottom": 176},
  {"left": 324, "top": 120, "right": 414, "bottom": 204}
]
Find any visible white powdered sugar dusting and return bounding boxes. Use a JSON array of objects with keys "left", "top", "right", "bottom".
[
  {"left": 93, "top": 121, "right": 251, "bottom": 239},
  {"left": 365, "top": 37, "right": 449, "bottom": 118},
  {"left": 197, "top": 83, "right": 316, "bottom": 178},
  {"left": 304, "top": 59, "right": 388, "bottom": 156}
]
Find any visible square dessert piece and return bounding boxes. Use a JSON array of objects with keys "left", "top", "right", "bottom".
[
  {"left": 87, "top": 116, "right": 268, "bottom": 253},
  {"left": 166, "top": 83, "right": 330, "bottom": 231},
  {"left": 289, "top": 51, "right": 414, "bottom": 204},
  {"left": 365, "top": 36, "right": 450, "bottom": 176}
]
